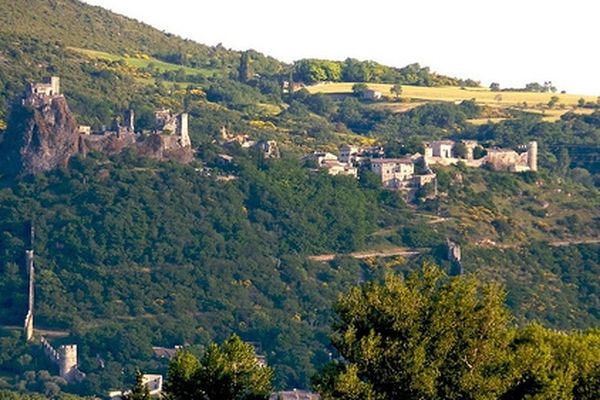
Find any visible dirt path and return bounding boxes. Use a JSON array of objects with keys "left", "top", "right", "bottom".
[
  {"left": 308, "top": 247, "right": 422, "bottom": 262},
  {"left": 549, "top": 238, "right": 600, "bottom": 247},
  {"left": 0, "top": 325, "right": 70, "bottom": 337}
]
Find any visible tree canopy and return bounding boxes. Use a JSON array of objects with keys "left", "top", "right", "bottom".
[
  {"left": 314, "top": 265, "right": 600, "bottom": 400},
  {"left": 165, "top": 335, "right": 273, "bottom": 400}
]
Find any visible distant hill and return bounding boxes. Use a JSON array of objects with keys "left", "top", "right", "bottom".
[{"left": 0, "top": 0, "right": 282, "bottom": 73}]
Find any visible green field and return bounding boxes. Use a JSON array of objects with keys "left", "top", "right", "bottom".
[
  {"left": 307, "top": 82, "right": 598, "bottom": 105},
  {"left": 69, "top": 47, "right": 219, "bottom": 77}
]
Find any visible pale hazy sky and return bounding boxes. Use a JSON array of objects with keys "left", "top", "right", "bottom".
[{"left": 82, "top": 0, "right": 599, "bottom": 95}]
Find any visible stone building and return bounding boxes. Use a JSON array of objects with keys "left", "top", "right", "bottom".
[
  {"left": 254, "top": 140, "right": 280, "bottom": 158},
  {"left": 321, "top": 159, "right": 358, "bottom": 177},
  {"left": 370, "top": 158, "right": 416, "bottom": 189},
  {"left": 154, "top": 109, "right": 191, "bottom": 148},
  {"left": 40, "top": 338, "right": 86, "bottom": 383},
  {"left": 485, "top": 141, "right": 538, "bottom": 172},
  {"left": 362, "top": 89, "right": 382, "bottom": 101},
  {"left": 23, "top": 76, "right": 62, "bottom": 106},
  {"left": 109, "top": 374, "right": 163, "bottom": 399},
  {"left": 339, "top": 144, "right": 361, "bottom": 164},
  {"left": 424, "top": 139, "right": 538, "bottom": 173},
  {"left": 270, "top": 390, "right": 321, "bottom": 400}
]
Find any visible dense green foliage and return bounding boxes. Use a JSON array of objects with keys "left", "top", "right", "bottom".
[
  {"left": 463, "top": 243, "right": 600, "bottom": 329},
  {"left": 165, "top": 335, "right": 273, "bottom": 400},
  {"left": 0, "top": 1, "right": 599, "bottom": 398},
  {"left": 0, "top": 154, "right": 402, "bottom": 394},
  {"left": 122, "top": 370, "right": 151, "bottom": 400},
  {"left": 314, "top": 266, "right": 600, "bottom": 400},
  {"left": 293, "top": 59, "right": 479, "bottom": 87}
]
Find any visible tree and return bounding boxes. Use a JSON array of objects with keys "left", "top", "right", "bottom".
[
  {"left": 318, "top": 265, "right": 512, "bottom": 400},
  {"left": 165, "top": 351, "right": 202, "bottom": 399},
  {"left": 504, "top": 324, "right": 600, "bottom": 400},
  {"left": 238, "top": 51, "right": 252, "bottom": 83},
  {"left": 490, "top": 82, "right": 500, "bottom": 91},
  {"left": 578, "top": 97, "right": 586, "bottom": 107},
  {"left": 165, "top": 335, "right": 273, "bottom": 400},
  {"left": 556, "top": 147, "right": 570, "bottom": 177},
  {"left": 453, "top": 142, "right": 467, "bottom": 159},
  {"left": 389, "top": 84, "right": 402, "bottom": 100},
  {"left": 548, "top": 96, "right": 559, "bottom": 108},
  {"left": 123, "top": 370, "right": 151, "bottom": 400},
  {"left": 351, "top": 83, "right": 368, "bottom": 98}
]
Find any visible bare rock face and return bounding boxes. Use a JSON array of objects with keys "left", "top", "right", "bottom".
[
  {"left": 82, "top": 132, "right": 194, "bottom": 163},
  {"left": 2, "top": 97, "right": 83, "bottom": 176},
  {"left": 136, "top": 134, "right": 195, "bottom": 163}
]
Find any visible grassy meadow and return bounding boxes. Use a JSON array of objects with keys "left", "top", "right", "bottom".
[
  {"left": 69, "top": 47, "right": 219, "bottom": 77},
  {"left": 307, "top": 82, "right": 599, "bottom": 121}
]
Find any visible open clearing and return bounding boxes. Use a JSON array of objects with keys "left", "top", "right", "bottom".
[
  {"left": 69, "top": 47, "right": 218, "bottom": 77},
  {"left": 307, "top": 82, "right": 598, "bottom": 110}
]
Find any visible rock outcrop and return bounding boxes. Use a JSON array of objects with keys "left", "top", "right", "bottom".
[
  {"left": 2, "top": 96, "right": 82, "bottom": 176},
  {"left": 1, "top": 77, "right": 195, "bottom": 176}
]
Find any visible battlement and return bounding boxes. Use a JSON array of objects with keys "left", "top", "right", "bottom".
[
  {"left": 23, "top": 77, "right": 62, "bottom": 107},
  {"left": 40, "top": 337, "right": 85, "bottom": 383},
  {"left": 154, "top": 109, "right": 190, "bottom": 147}
]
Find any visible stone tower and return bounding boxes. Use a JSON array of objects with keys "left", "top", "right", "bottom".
[
  {"left": 50, "top": 77, "right": 60, "bottom": 96},
  {"left": 23, "top": 222, "right": 35, "bottom": 342},
  {"left": 59, "top": 345, "right": 79, "bottom": 379},
  {"left": 527, "top": 141, "right": 538, "bottom": 172},
  {"left": 125, "top": 110, "right": 135, "bottom": 132},
  {"left": 178, "top": 113, "right": 190, "bottom": 147}
]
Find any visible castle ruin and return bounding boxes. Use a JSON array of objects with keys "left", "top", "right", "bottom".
[
  {"left": 40, "top": 337, "right": 85, "bottom": 383},
  {"left": 22, "top": 77, "right": 61, "bottom": 107},
  {"left": 7, "top": 77, "right": 195, "bottom": 176},
  {"left": 424, "top": 140, "right": 538, "bottom": 173}
]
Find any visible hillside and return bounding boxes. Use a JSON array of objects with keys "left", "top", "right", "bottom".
[
  {"left": 0, "top": 0, "right": 282, "bottom": 73},
  {"left": 0, "top": 0, "right": 599, "bottom": 398}
]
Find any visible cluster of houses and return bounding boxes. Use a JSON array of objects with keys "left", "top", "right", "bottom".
[
  {"left": 303, "top": 139, "right": 538, "bottom": 197},
  {"left": 219, "top": 126, "right": 280, "bottom": 159},
  {"left": 304, "top": 144, "right": 434, "bottom": 195}
]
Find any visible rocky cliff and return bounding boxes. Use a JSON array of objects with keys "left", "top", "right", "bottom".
[{"left": 2, "top": 96, "right": 82, "bottom": 176}]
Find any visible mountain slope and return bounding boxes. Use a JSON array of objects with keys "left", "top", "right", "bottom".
[{"left": 0, "top": 0, "right": 282, "bottom": 73}]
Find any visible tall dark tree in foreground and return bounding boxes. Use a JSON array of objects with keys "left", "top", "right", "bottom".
[
  {"left": 122, "top": 370, "right": 151, "bottom": 400},
  {"left": 165, "top": 335, "right": 273, "bottom": 400}
]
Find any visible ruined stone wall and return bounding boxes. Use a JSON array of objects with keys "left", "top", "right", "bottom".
[
  {"left": 23, "top": 250, "right": 34, "bottom": 341},
  {"left": 486, "top": 150, "right": 531, "bottom": 172}
]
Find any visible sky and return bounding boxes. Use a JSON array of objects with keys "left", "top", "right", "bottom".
[{"left": 82, "top": 0, "right": 600, "bottom": 95}]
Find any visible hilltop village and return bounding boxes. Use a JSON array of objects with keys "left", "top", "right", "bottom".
[{"left": 303, "top": 140, "right": 537, "bottom": 198}]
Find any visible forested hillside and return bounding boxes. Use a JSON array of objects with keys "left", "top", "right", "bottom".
[{"left": 0, "top": 0, "right": 599, "bottom": 398}]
